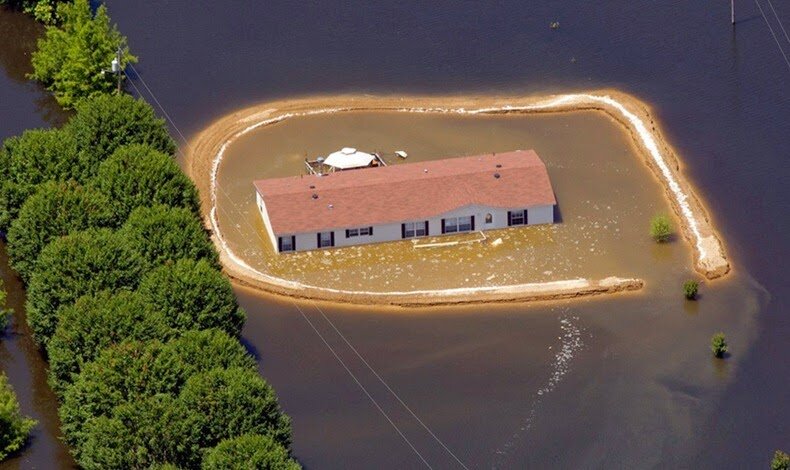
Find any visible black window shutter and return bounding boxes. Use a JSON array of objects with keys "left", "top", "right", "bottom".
[
  {"left": 330, "top": 231, "right": 335, "bottom": 247},
  {"left": 471, "top": 215, "right": 475, "bottom": 231},
  {"left": 291, "top": 236, "right": 296, "bottom": 251},
  {"left": 524, "top": 208, "right": 529, "bottom": 225},
  {"left": 277, "top": 236, "right": 282, "bottom": 252},
  {"left": 316, "top": 233, "right": 320, "bottom": 247},
  {"left": 507, "top": 211, "right": 512, "bottom": 226},
  {"left": 424, "top": 221, "right": 429, "bottom": 236},
  {"left": 345, "top": 229, "right": 349, "bottom": 238},
  {"left": 401, "top": 224, "right": 406, "bottom": 239},
  {"left": 441, "top": 219, "right": 446, "bottom": 234},
  {"left": 369, "top": 226, "right": 373, "bottom": 235}
]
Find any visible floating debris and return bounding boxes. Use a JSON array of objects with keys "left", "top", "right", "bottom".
[{"left": 550, "top": 21, "right": 560, "bottom": 30}]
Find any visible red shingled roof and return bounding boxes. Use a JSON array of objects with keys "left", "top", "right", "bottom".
[{"left": 254, "top": 150, "right": 556, "bottom": 234}]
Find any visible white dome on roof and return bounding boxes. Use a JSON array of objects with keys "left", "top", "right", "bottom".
[{"left": 324, "top": 148, "right": 375, "bottom": 170}]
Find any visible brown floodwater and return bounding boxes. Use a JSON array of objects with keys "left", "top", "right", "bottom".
[
  {"left": 221, "top": 110, "right": 766, "bottom": 468},
  {"left": 0, "top": 243, "right": 74, "bottom": 469},
  {"left": 218, "top": 110, "right": 689, "bottom": 292}
]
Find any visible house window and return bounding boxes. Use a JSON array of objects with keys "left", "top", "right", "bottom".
[
  {"left": 402, "top": 221, "right": 428, "bottom": 238},
  {"left": 508, "top": 210, "right": 528, "bottom": 226},
  {"left": 443, "top": 216, "right": 474, "bottom": 233},
  {"left": 485, "top": 213, "right": 493, "bottom": 224},
  {"left": 278, "top": 236, "right": 295, "bottom": 252},
  {"left": 346, "top": 227, "right": 373, "bottom": 238},
  {"left": 317, "top": 231, "right": 334, "bottom": 248}
]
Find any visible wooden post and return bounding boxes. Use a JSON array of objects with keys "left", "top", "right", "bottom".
[{"left": 731, "top": 0, "right": 735, "bottom": 25}]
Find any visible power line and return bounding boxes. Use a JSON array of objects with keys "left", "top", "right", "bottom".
[
  {"left": 309, "top": 301, "right": 470, "bottom": 469},
  {"left": 754, "top": 0, "right": 790, "bottom": 72},
  {"left": 291, "top": 302, "right": 433, "bottom": 469},
  {"left": 765, "top": 0, "right": 790, "bottom": 45}
]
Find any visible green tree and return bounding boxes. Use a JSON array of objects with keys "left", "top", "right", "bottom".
[
  {"left": 711, "top": 332, "right": 728, "bottom": 358},
  {"left": 79, "top": 395, "right": 199, "bottom": 469},
  {"left": 650, "top": 214, "right": 673, "bottom": 243},
  {"left": 203, "top": 434, "right": 300, "bottom": 470},
  {"left": 6, "top": 181, "right": 113, "bottom": 282},
  {"left": 0, "top": 0, "right": 67, "bottom": 23},
  {"left": 60, "top": 330, "right": 255, "bottom": 450},
  {"left": 118, "top": 205, "right": 217, "bottom": 268},
  {"left": 683, "top": 280, "right": 699, "bottom": 300},
  {"left": 0, "top": 280, "right": 10, "bottom": 333},
  {"left": 26, "top": 228, "right": 146, "bottom": 347},
  {"left": 47, "top": 291, "right": 172, "bottom": 397},
  {"left": 0, "top": 373, "right": 36, "bottom": 461},
  {"left": 92, "top": 144, "right": 200, "bottom": 224},
  {"left": 180, "top": 367, "right": 292, "bottom": 451},
  {"left": 29, "top": 0, "right": 136, "bottom": 107},
  {"left": 0, "top": 128, "right": 79, "bottom": 232},
  {"left": 137, "top": 259, "right": 245, "bottom": 337},
  {"left": 772, "top": 450, "right": 790, "bottom": 470},
  {"left": 65, "top": 94, "right": 175, "bottom": 170}
]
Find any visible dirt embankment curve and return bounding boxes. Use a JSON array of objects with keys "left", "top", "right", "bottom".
[{"left": 185, "top": 90, "right": 729, "bottom": 307}]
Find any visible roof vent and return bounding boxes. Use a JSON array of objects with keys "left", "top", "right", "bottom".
[
  {"left": 424, "top": 169, "right": 428, "bottom": 173},
  {"left": 309, "top": 185, "right": 315, "bottom": 189},
  {"left": 496, "top": 164, "right": 502, "bottom": 168},
  {"left": 312, "top": 193, "right": 318, "bottom": 199},
  {"left": 328, "top": 204, "right": 334, "bottom": 209},
  {"left": 494, "top": 173, "right": 501, "bottom": 179}
]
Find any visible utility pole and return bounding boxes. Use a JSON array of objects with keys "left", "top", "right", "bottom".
[
  {"left": 731, "top": 0, "right": 735, "bottom": 25},
  {"left": 111, "top": 46, "right": 122, "bottom": 93}
]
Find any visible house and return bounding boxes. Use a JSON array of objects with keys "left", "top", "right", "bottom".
[{"left": 253, "top": 150, "right": 556, "bottom": 253}]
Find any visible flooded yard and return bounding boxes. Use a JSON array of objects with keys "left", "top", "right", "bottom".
[{"left": 216, "top": 110, "right": 686, "bottom": 292}]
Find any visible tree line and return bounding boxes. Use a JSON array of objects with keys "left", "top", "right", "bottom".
[{"left": 1, "top": 1, "right": 300, "bottom": 467}]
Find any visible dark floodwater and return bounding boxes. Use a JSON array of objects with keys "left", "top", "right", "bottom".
[{"left": 2, "top": 1, "right": 789, "bottom": 468}]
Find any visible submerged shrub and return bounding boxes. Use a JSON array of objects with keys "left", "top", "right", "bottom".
[
  {"left": 26, "top": 228, "right": 146, "bottom": 347},
  {"left": 650, "top": 214, "right": 673, "bottom": 243},
  {"left": 203, "top": 434, "right": 300, "bottom": 470},
  {"left": 137, "top": 259, "right": 244, "bottom": 337},
  {"left": 711, "top": 332, "right": 728, "bottom": 358},
  {"left": 772, "top": 450, "right": 790, "bottom": 470},
  {"left": 683, "top": 280, "right": 699, "bottom": 300},
  {"left": 0, "top": 373, "right": 36, "bottom": 461}
]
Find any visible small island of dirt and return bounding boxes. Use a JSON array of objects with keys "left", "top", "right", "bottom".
[{"left": 186, "top": 90, "right": 729, "bottom": 307}]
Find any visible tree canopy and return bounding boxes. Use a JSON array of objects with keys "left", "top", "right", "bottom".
[
  {"left": 137, "top": 259, "right": 245, "bottom": 337},
  {"left": 119, "top": 205, "right": 218, "bottom": 268},
  {"left": 47, "top": 290, "right": 172, "bottom": 397},
  {"left": 92, "top": 144, "right": 200, "bottom": 224},
  {"left": 180, "top": 367, "right": 292, "bottom": 451},
  {"left": 0, "top": 128, "right": 79, "bottom": 232},
  {"left": 0, "top": 373, "right": 36, "bottom": 461},
  {"left": 203, "top": 434, "right": 300, "bottom": 470},
  {"left": 29, "top": 0, "right": 136, "bottom": 107},
  {"left": 65, "top": 94, "right": 175, "bottom": 170},
  {"left": 26, "top": 228, "right": 146, "bottom": 347},
  {"left": 6, "top": 181, "right": 113, "bottom": 282},
  {"left": 60, "top": 330, "right": 255, "bottom": 450}
]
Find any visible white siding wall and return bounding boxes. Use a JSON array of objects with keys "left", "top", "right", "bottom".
[{"left": 260, "top": 200, "right": 556, "bottom": 253}]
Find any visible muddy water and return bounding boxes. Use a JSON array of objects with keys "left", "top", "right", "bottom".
[
  {"left": 0, "top": 7, "right": 73, "bottom": 469},
  {"left": 218, "top": 111, "right": 686, "bottom": 291},
  {"left": 2, "top": 0, "right": 789, "bottom": 467},
  {"left": 222, "top": 111, "right": 767, "bottom": 468}
]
